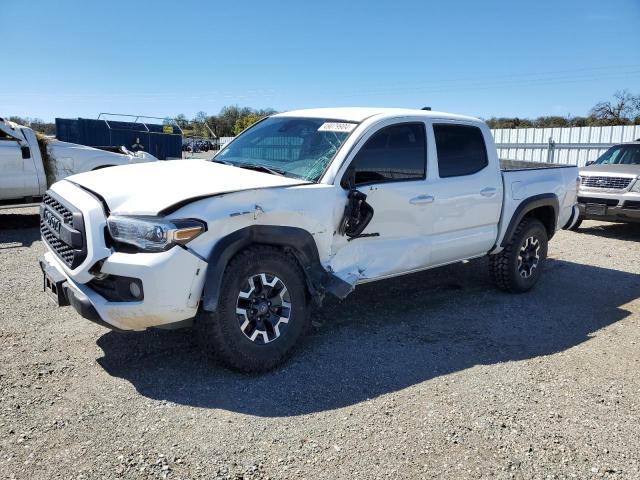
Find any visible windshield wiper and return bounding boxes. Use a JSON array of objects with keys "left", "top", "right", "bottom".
[
  {"left": 234, "top": 163, "right": 289, "bottom": 177},
  {"left": 211, "top": 158, "right": 232, "bottom": 165}
]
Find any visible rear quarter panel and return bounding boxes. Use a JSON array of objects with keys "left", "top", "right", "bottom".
[{"left": 496, "top": 166, "right": 578, "bottom": 249}]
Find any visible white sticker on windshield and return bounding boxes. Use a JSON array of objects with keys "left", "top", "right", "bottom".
[{"left": 318, "top": 122, "right": 357, "bottom": 133}]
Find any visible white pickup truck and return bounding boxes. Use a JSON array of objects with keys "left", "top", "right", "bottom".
[
  {"left": 39, "top": 108, "right": 580, "bottom": 371},
  {"left": 0, "top": 118, "right": 157, "bottom": 208}
]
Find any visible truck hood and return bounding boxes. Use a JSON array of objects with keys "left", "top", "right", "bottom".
[
  {"left": 66, "top": 160, "right": 310, "bottom": 215},
  {"left": 580, "top": 164, "right": 640, "bottom": 176}
]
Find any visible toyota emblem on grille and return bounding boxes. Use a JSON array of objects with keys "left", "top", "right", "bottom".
[{"left": 43, "top": 208, "right": 62, "bottom": 235}]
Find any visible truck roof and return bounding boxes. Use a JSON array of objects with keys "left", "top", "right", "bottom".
[{"left": 274, "top": 107, "right": 482, "bottom": 124}]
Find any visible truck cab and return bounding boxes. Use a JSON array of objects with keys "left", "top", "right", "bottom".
[{"left": 0, "top": 118, "right": 46, "bottom": 203}]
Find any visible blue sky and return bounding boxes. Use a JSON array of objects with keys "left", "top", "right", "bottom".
[{"left": 1, "top": 0, "right": 639, "bottom": 121}]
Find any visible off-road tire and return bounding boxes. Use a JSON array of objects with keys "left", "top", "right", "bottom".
[
  {"left": 196, "top": 245, "right": 309, "bottom": 373},
  {"left": 489, "top": 217, "right": 548, "bottom": 293}
]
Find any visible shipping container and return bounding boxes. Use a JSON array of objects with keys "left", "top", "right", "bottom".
[{"left": 55, "top": 117, "right": 182, "bottom": 160}]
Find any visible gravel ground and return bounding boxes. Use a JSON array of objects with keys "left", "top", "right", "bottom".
[{"left": 1, "top": 211, "right": 639, "bottom": 480}]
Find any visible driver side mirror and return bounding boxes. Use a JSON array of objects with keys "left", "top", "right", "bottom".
[
  {"left": 585, "top": 160, "right": 595, "bottom": 166},
  {"left": 338, "top": 189, "right": 374, "bottom": 238}
]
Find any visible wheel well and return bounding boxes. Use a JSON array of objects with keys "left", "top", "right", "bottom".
[
  {"left": 500, "top": 194, "right": 559, "bottom": 248},
  {"left": 91, "top": 165, "right": 116, "bottom": 170},
  {"left": 201, "top": 226, "right": 324, "bottom": 312},
  {"left": 229, "top": 243, "right": 311, "bottom": 292},
  {"left": 525, "top": 206, "right": 556, "bottom": 238},
  {"left": 201, "top": 226, "right": 354, "bottom": 312}
]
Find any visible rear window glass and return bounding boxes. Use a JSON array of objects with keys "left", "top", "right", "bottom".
[{"left": 434, "top": 124, "right": 488, "bottom": 178}]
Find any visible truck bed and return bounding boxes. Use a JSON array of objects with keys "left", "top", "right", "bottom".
[
  {"left": 500, "top": 159, "right": 576, "bottom": 171},
  {"left": 495, "top": 161, "right": 579, "bottom": 251}
]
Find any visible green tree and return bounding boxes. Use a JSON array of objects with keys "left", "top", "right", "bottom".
[
  {"left": 191, "top": 111, "right": 209, "bottom": 137},
  {"left": 233, "top": 113, "right": 264, "bottom": 135},
  {"left": 174, "top": 114, "right": 188, "bottom": 129},
  {"left": 486, "top": 90, "right": 640, "bottom": 129}
]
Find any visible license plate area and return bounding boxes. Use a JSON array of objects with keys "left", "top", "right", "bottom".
[
  {"left": 41, "top": 260, "right": 70, "bottom": 307},
  {"left": 585, "top": 204, "right": 607, "bottom": 216}
]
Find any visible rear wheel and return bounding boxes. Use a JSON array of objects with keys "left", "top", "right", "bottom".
[
  {"left": 196, "top": 246, "right": 309, "bottom": 372},
  {"left": 490, "top": 218, "right": 548, "bottom": 293}
]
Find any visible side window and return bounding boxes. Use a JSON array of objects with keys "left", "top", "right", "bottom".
[
  {"left": 433, "top": 124, "right": 488, "bottom": 178},
  {"left": 346, "top": 123, "right": 426, "bottom": 186}
]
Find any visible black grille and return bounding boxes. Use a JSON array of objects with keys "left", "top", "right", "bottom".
[
  {"left": 577, "top": 196, "right": 620, "bottom": 207},
  {"left": 88, "top": 275, "right": 144, "bottom": 302},
  {"left": 40, "top": 192, "right": 87, "bottom": 269},
  {"left": 581, "top": 176, "right": 633, "bottom": 189},
  {"left": 42, "top": 194, "right": 73, "bottom": 223}
]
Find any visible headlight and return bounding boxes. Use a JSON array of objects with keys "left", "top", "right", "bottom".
[
  {"left": 106, "top": 216, "right": 206, "bottom": 252},
  {"left": 631, "top": 178, "right": 640, "bottom": 193}
]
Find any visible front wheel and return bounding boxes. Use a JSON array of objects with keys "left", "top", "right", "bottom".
[
  {"left": 196, "top": 246, "right": 309, "bottom": 372},
  {"left": 489, "top": 218, "right": 548, "bottom": 293}
]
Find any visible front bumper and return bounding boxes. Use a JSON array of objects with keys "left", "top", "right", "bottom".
[
  {"left": 39, "top": 246, "right": 207, "bottom": 331},
  {"left": 578, "top": 202, "right": 640, "bottom": 223},
  {"left": 39, "top": 181, "right": 208, "bottom": 331}
]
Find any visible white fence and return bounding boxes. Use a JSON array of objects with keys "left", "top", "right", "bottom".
[
  {"left": 492, "top": 125, "right": 640, "bottom": 167},
  {"left": 219, "top": 136, "right": 234, "bottom": 148}
]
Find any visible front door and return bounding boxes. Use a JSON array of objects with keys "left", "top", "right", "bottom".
[
  {"left": 329, "top": 121, "right": 436, "bottom": 281},
  {"left": 0, "top": 135, "right": 26, "bottom": 200}
]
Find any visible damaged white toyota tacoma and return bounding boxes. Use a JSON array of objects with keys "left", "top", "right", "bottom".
[{"left": 39, "top": 108, "right": 580, "bottom": 371}]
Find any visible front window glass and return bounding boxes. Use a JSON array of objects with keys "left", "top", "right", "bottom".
[
  {"left": 345, "top": 123, "right": 426, "bottom": 186},
  {"left": 594, "top": 145, "right": 640, "bottom": 165},
  {"left": 215, "top": 117, "right": 357, "bottom": 181}
]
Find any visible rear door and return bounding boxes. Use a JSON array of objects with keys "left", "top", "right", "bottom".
[
  {"left": 425, "top": 122, "right": 503, "bottom": 265},
  {"left": 0, "top": 130, "right": 27, "bottom": 200}
]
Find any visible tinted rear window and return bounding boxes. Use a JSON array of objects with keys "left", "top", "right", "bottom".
[{"left": 434, "top": 124, "right": 488, "bottom": 178}]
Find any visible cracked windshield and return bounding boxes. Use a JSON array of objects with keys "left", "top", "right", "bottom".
[{"left": 215, "top": 117, "right": 357, "bottom": 181}]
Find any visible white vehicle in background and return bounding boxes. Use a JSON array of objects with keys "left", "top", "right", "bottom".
[
  {"left": 38, "top": 107, "right": 579, "bottom": 372},
  {"left": 0, "top": 117, "right": 157, "bottom": 208}
]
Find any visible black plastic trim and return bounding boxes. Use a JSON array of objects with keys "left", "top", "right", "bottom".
[
  {"left": 562, "top": 205, "right": 578, "bottom": 229},
  {"left": 202, "top": 225, "right": 352, "bottom": 312},
  {"left": 577, "top": 196, "right": 620, "bottom": 207},
  {"left": 40, "top": 190, "right": 87, "bottom": 269},
  {"left": 88, "top": 275, "right": 144, "bottom": 302},
  {"left": 499, "top": 193, "right": 559, "bottom": 248}
]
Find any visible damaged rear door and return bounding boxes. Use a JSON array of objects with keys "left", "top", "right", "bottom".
[{"left": 330, "top": 120, "right": 436, "bottom": 282}]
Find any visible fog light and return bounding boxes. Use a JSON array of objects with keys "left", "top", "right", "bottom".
[{"left": 129, "top": 281, "right": 142, "bottom": 299}]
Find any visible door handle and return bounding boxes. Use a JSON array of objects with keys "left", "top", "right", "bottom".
[
  {"left": 480, "top": 187, "right": 497, "bottom": 197},
  {"left": 409, "top": 194, "right": 435, "bottom": 205}
]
